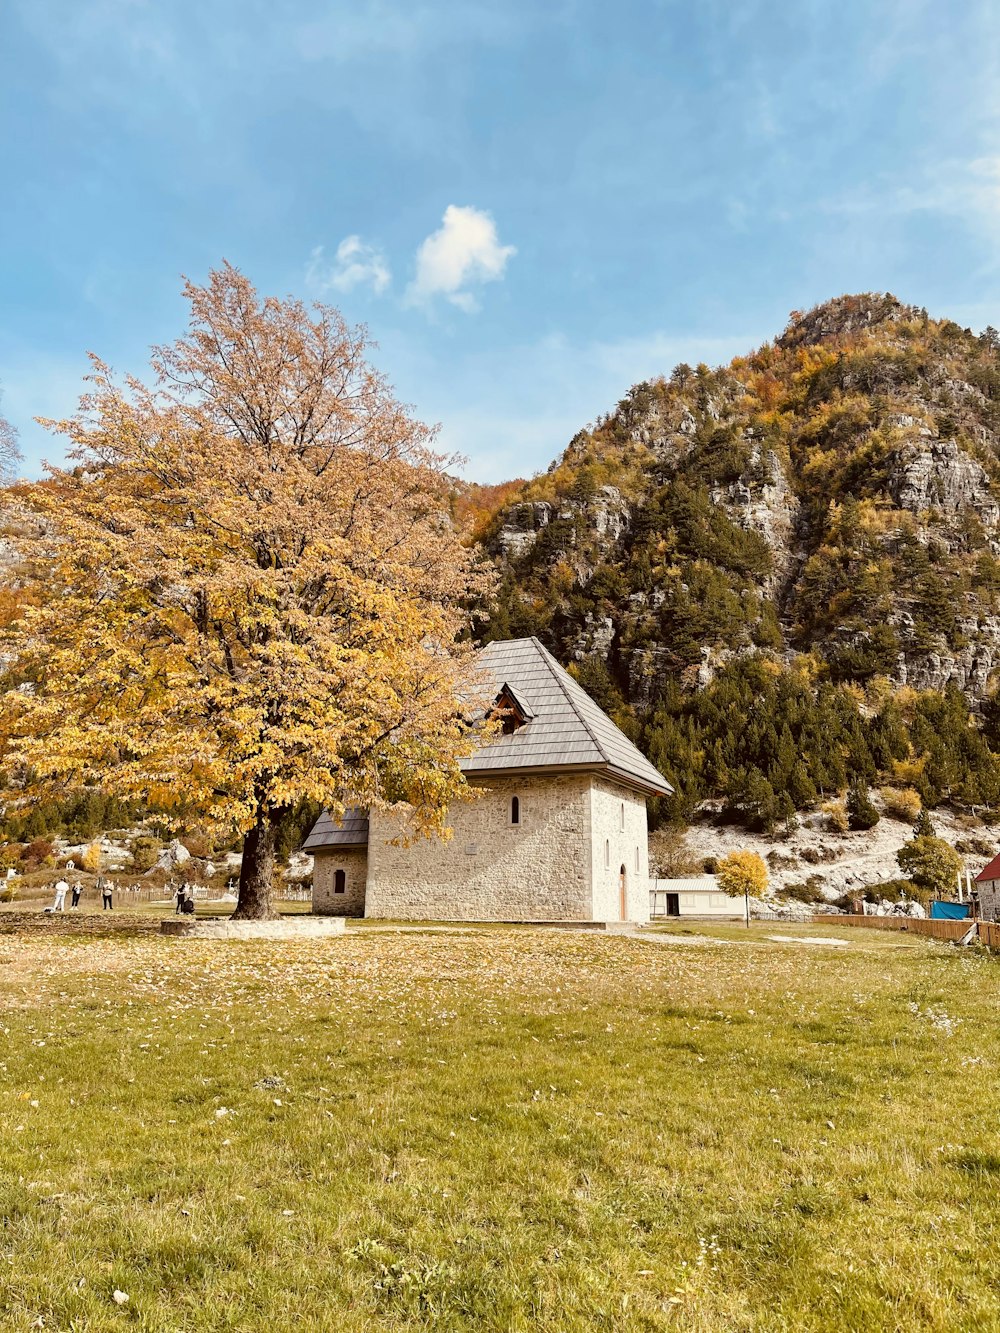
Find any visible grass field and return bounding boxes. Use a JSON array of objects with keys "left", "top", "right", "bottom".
[{"left": 2, "top": 916, "right": 1000, "bottom": 1331}]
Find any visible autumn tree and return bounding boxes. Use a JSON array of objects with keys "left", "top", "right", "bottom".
[
  {"left": 717, "top": 849, "right": 768, "bottom": 927},
  {"left": 1, "top": 265, "right": 494, "bottom": 919}
]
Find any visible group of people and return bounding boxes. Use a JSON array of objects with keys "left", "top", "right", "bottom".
[
  {"left": 48, "top": 875, "right": 116, "bottom": 911},
  {"left": 46, "top": 876, "right": 203, "bottom": 915},
  {"left": 172, "top": 881, "right": 198, "bottom": 915}
]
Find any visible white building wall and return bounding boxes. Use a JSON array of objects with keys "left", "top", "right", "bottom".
[
  {"left": 650, "top": 875, "right": 743, "bottom": 918},
  {"left": 588, "top": 779, "right": 650, "bottom": 923},
  {"left": 364, "top": 774, "right": 594, "bottom": 921}
]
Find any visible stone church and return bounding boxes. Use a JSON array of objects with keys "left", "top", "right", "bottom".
[{"left": 303, "top": 636, "right": 672, "bottom": 923}]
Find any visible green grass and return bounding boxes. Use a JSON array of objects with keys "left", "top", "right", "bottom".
[{"left": 2, "top": 917, "right": 1000, "bottom": 1330}]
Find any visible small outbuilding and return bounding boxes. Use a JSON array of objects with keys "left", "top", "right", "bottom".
[
  {"left": 649, "top": 875, "right": 743, "bottom": 920},
  {"left": 304, "top": 636, "right": 673, "bottom": 924}
]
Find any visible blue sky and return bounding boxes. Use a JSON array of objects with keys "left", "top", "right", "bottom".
[{"left": 3, "top": 1, "right": 1000, "bottom": 481}]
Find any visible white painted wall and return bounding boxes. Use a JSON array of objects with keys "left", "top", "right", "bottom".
[
  {"left": 589, "top": 779, "right": 650, "bottom": 923},
  {"left": 650, "top": 875, "right": 743, "bottom": 919}
]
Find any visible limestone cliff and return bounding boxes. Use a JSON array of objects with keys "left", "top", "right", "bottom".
[{"left": 484, "top": 295, "right": 1000, "bottom": 699}]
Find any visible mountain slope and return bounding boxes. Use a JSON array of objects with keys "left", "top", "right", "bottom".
[{"left": 478, "top": 294, "right": 1000, "bottom": 824}]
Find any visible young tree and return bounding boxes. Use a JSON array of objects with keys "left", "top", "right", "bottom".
[
  {"left": 896, "top": 836, "right": 963, "bottom": 897},
  {"left": 1, "top": 265, "right": 494, "bottom": 919},
  {"left": 717, "top": 849, "right": 768, "bottom": 927},
  {"left": 846, "top": 783, "right": 880, "bottom": 831},
  {"left": 913, "top": 807, "right": 935, "bottom": 838}
]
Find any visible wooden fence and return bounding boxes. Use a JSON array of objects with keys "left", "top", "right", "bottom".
[{"left": 829, "top": 914, "right": 981, "bottom": 944}]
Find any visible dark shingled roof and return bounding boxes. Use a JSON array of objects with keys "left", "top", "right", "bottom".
[
  {"left": 302, "top": 808, "right": 369, "bottom": 852},
  {"left": 462, "top": 637, "right": 672, "bottom": 797},
  {"left": 302, "top": 638, "right": 672, "bottom": 855}
]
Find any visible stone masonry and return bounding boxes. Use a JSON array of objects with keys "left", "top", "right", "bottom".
[
  {"left": 352, "top": 773, "right": 651, "bottom": 923},
  {"left": 363, "top": 774, "right": 595, "bottom": 922},
  {"left": 312, "top": 847, "right": 368, "bottom": 917}
]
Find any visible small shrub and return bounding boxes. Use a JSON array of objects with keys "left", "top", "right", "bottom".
[
  {"left": 0, "top": 883, "right": 16, "bottom": 903},
  {"left": 129, "top": 835, "right": 163, "bottom": 873},
  {"left": 821, "top": 799, "right": 848, "bottom": 834},
  {"left": 954, "top": 813, "right": 981, "bottom": 831},
  {"left": 779, "top": 878, "right": 826, "bottom": 904},
  {"left": 80, "top": 842, "right": 103, "bottom": 873},
  {"left": 864, "top": 877, "right": 932, "bottom": 907},
  {"left": 833, "top": 891, "right": 863, "bottom": 912},
  {"left": 767, "top": 850, "right": 800, "bottom": 869},
  {"left": 22, "top": 838, "right": 54, "bottom": 869},
  {"left": 879, "top": 787, "right": 922, "bottom": 823},
  {"left": 863, "top": 877, "right": 918, "bottom": 903},
  {"left": 956, "top": 836, "right": 995, "bottom": 858},
  {"left": 181, "top": 830, "right": 213, "bottom": 859}
]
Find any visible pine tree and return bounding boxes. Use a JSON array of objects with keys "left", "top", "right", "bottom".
[
  {"left": 914, "top": 808, "right": 934, "bottom": 838},
  {"left": 847, "top": 784, "right": 880, "bottom": 831}
]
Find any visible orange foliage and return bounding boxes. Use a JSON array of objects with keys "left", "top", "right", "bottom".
[{"left": 3, "top": 264, "right": 496, "bottom": 919}]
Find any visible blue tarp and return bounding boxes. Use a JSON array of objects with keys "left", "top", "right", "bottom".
[{"left": 930, "top": 900, "right": 970, "bottom": 920}]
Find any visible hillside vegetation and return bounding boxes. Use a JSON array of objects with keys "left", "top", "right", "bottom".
[{"left": 480, "top": 295, "right": 1000, "bottom": 826}]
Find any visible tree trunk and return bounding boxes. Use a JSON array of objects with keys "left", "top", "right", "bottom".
[{"left": 233, "top": 810, "right": 281, "bottom": 920}]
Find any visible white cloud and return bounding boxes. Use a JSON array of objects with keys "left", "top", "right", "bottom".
[
  {"left": 407, "top": 205, "right": 516, "bottom": 311},
  {"left": 823, "top": 155, "right": 1000, "bottom": 250},
  {"left": 307, "top": 237, "right": 391, "bottom": 295}
]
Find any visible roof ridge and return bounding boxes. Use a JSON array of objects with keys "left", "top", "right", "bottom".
[{"left": 529, "top": 636, "right": 611, "bottom": 765}]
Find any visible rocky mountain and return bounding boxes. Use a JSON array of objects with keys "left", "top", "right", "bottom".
[{"left": 476, "top": 294, "right": 1000, "bottom": 825}]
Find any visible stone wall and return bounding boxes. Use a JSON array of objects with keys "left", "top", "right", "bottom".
[
  {"left": 589, "top": 778, "right": 650, "bottom": 922},
  {"left": 364, "top": 774, "right": 593, "bottom": 921},
  {"left": 312, "top": 848, "right": 368, "bottom": 917},
  {"left": 978, "top": 879, "right": 1000, "bottom": 922}
]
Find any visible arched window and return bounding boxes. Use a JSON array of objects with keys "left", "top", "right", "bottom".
[
  {"left": 604, "top": 838, "right": 610, "bottom": 869},
  {"left": 620, "top": 801, "right": 626, "bottom": 831},
  {"left": 511, "top": 795, "right": 521, "bottom": 826},
  {"left": 334, "top": 869, "right": 346, "bottom": 895},
  {"left": 635, "top": 846, "right": 640, "bottom": 872}
]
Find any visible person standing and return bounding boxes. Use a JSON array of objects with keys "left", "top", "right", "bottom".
[
  {"left": 52, "top": 878, "right": 69, "bottom": 912},
  {"left": 100, "top": 877, "right": 113, "bottom": 911},
  {"left": 70, "top": 880, "right": 83, "bottom": 909},
  {"left": 174, "top": 883, "right": 187, "bottom": 914}
]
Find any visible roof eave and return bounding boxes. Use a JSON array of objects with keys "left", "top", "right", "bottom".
[
  {"left": 305, "top": 839, "right": 369, "bottom": 853},
  {"left": 462, "top": 759, "right": 672, "bottom": 798}
]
